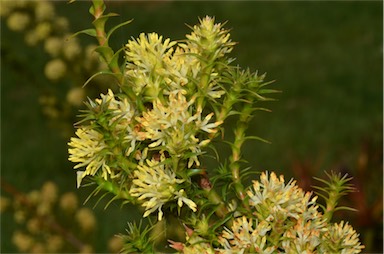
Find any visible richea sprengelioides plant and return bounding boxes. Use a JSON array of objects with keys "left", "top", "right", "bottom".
[{"left": 67, "top": 1, "right": 364, "bottom": 253}]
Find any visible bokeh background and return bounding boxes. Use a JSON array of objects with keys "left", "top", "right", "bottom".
[{"left": 1, "top": 1, "right": 382, "bottom": 252}]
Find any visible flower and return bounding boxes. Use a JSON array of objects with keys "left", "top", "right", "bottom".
[
  {"left": 138, "top": 91, "right": 221, "bottom": 167},
  {"left": 247, "top": 171, "right": 322, "bottom": 222},
  {"left": 320, "top": 221, "right": 365, "bottom": 253},
  {"left": 94, "top": 89, "right": 136, "bottom": 131},
  {"left": 68, "top": 127, "right": 110, "bottom": 186},
  {"left": 185, "top": 16, "right": 235, "bottom": 60},
  {"left": 217, "top": 216, "right": 275, "bottom": 254},
  {"left": 129, "top": 153, "right": 197, "bottom": 221},
  {"left": 125, "top": 32, "right": 176, "bottom": 96}
]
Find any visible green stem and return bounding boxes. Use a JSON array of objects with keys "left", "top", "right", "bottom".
[
  {"left": 91, "top": 0, "right": 122, "bottom": 77},
  {"left": 229, "top": 103, "right": 253, "bottom": 208},
  {"left": 197, "top": 63, "right": 214, "bottom": 110}
]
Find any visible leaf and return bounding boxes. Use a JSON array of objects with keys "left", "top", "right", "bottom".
[
  {"left": 258, "top": 88, "right": 281, "bottom": 94},
  {"left": 68, "top": 28, "right": 97, "bottom": 40},
  {"left": 82, "top": 70, "right": 119, "bottom": 88},
  {"left": 106, "top": 19, "right": 133, "bottom": 42},
  {"left": 92, "top": 13, "right": 119, "bottom": 31},
  {"left": 95, "top": 45, "right": 114, "bottom": 60},
  {"left": 243, "top": 135, "right": 272, "bottom": 144},
  {"left": 334, "top": 206, "right": 358, "bottom": 212},
  {"left": 89, "top": 0, "right": 106, "bottom": 16},
  {"left": 108, "top": 47, "right": 125, "bottom": 70}
]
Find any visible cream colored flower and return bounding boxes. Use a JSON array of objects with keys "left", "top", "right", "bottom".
[
  {"left": 281, "top": 217, "right": 322, "bottom": 252},
  {"left": 68, "top": 127, "right": 110, "bottom": 186},
  {"left": 129, "top": 154, "right": 197, "bottom": 221},
  {"left": 125, "top": 32, "right": 176, "bottom": 96},
  {"left": 217, "top": 216, "right": 275, "bottom": 254},
  {"left": 125, "top": 32, "right": 176, "bottom": 75},
  {"left": 186, "top": 16, "right": 235, "bottom": 59},
  {"left": 247, "top": 171, "right": 319, "bottom": 222},
  {"left": 320, "top": 221, "right": 364, "bottom": 253},
  {"left": 138, "top": 91, "right": 221, "bottom": 167},
  {"left": 95, "top": 89, "right": 135, "bottom": 131}
]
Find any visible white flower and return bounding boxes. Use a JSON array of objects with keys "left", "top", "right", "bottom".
[
  {"left": 68, "top": 128, "right": 110, "bottom": 185},
  {"left": 138, "top": 91, "right": 221, "bottom": 167},
  {"left": 217, "top": 216, "right": 275, "bottom": 254},
  {"left": 129, "top": 154, "right": 197, "bottom": 221}
]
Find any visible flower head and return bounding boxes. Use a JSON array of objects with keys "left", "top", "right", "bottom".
[
  {"left": 125, "top": 32, "right": 176, "bottom": 96},
  {"left": 185, "top": 16, "right": 235, "bottom": 60},
  {"left": 68, "top": 127, "right": 110, "bottom": 186},
  {"left": 320, "top": 221, "right": 364, "bottom": 253},
  {"left": 247, "top": 171, "right": 322, "bottom": 222},
  {"left": 138, "top": 91, "right": 221, "bottom": 167},
  {"left": 217, "top": 216, "right": 275, "bottom": 254},
  {"left": 129, "top": 153, "right": 197, "bottom": 221}
]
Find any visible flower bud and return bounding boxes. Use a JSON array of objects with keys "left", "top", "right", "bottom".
[
  {"left": 44, "top": 37, "right": 62, "bottom": 57},
  {"left": 7, "top": 12, "right": 30, "bottom": 32},
  {"left": 35, "top": 1, "right": 54, "bottom": 21},
  {"left": 44, "top": 59, "right": 67, "bottom": 81}
]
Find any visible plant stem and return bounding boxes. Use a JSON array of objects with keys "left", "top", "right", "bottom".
[
  {"left": 91, "top": 0, "right": 122, "bottom": 77},
  {"left": 229, "top": 103, "right": 253, "bottom": 209}
]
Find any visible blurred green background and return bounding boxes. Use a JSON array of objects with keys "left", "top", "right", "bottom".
[{"left": 1, "top": 1, "right": 382, "bottom": 252}]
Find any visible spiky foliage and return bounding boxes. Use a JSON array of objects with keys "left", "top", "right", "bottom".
[{"left": 67, "top": 1, "right": 363, "bottom": 252}]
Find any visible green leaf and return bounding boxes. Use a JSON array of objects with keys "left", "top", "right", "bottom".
[
  {"left": 95, "top": 45, "right": 114, "bottom": 59},
  {"left": 68, "top": 28, "right": 97, "bottom": 40},
  {"left": 243, "top": 135, "right": 272, "bottom": 144},
  {"left": 334, "top": 206, "right": 358, "bottom": 212},
  {"left": 92, "top": 13, "right": 119, "bottom": 30},
  {"left": 82, "top": 70, "right": 119, "bottom": 88},
  {"left": 89, "top": 0, "right": 106, "bottom": 16},
  {"left": 106, "top": 19, "right": 133, "bottom": 42},
  {"left": 258, "top": 88, "right": 281, "bottom": 94},
  {"left": 108, "top": 47, "right": 125, "bottom": 71}
]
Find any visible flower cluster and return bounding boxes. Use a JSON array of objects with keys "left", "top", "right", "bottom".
[
  {"left": 129, "top": 153, "right": 197, "bottom": 221},
  {"left": 68, "top": 17, "right": 227, "bottom": 222},
  {"left": 170, "top": 171, "right": 364, "bottom": 253},
  {"left": 67, "top": 6, "right": 364, "bottom": 253}
]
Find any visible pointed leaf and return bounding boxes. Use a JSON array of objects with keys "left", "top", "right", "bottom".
[
  {"left": 82, "top": 70, "right": 119, "bottom": 88},
  {"left": 106, "top": 19, "right": 133, "bottom": 41},
  {"left": 95, "top": 45, "right": 114, "bottom": 60},
  {"left": 243, "top": 135, "right": 272, "bottom": 144},
  {"left": 68, "top": 28, "right": 97, "bottom": 40}
]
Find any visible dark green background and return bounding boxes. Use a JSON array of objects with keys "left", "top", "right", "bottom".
[{"left": 2, "top": 1, "right": 382, "bottom": 252}]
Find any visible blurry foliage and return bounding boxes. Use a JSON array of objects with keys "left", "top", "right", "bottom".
[{"left": 1, "top": 0, "right": 382, "bottom": 253}]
